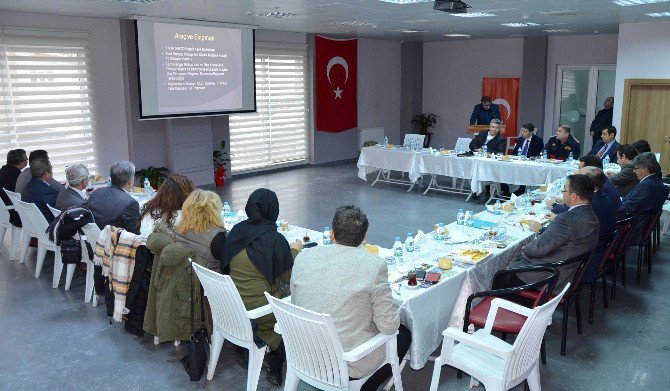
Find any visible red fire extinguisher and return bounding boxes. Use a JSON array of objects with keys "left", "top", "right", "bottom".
[{"left": 214, "top": 165, "right": 226, "bottom": 186}]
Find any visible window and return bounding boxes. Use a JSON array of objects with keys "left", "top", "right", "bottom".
[
  {"left": 0, "top": 27, "right": 97, "bottom": 179},
  {"left": 229, "top": 44, "right": 308, "bottom": 173}
]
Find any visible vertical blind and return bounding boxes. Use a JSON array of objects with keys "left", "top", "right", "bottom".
[
  {"left": 229, "top": 45, "right": 308, "bottom": 173},
  {"left": 0, "top": 27, "right": 97, "bottom": 179}
]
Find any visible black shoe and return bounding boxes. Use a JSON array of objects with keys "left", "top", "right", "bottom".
[{"left": 266, "top": 354, "right": 284, "bottom": 386}]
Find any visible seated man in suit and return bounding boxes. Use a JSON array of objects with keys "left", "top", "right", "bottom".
[
  {"left": 544, "top": 125, "right": 581, "bottom": 161},
  {"left": 549, "top": 159, "right": 622, "bottom": 213},
  {"left": 621, "top": 152, "right": 667, "bottom": 215},
  {"left": 632, "top": 139, "right": 651, "bottom": 154},
  {"left": 469, "top": 95, "right": 500, "bottom": 125},
  {"left": 0, "top": 149, "right": 28, "bottom": 227},
  {"left": 517, "top": 175, "right": 599, "bottom": 290},
  {"left": 510, "top": 122, "right": 544, "bottom": 196},
  {"left": 291, "top": 205, "right": 410, "bottom": 391},
  {"left": 21, "top": 158, "right": 59, "bottom": 223},
  {"left": 84, "top": 160, "right": 140, "bottom": 234},
  {"left": 15, "top": 149, "right": 65, "bottom": 194},
  {"left": 56, "top": 164, "right": 90, "bottom": 210},
  {"left": 606, "top": 143, "right": 639, "bottom": 198},
  {"left": 469, "top": 118, "right": 506, "bottom": 154},
  {"left": 588, "top": 126, "right": 619, "bottom": 164}
]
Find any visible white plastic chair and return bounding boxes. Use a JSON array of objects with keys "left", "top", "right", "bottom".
[
  {"left": 191, "top": 262, "right": 270, "bottom": 389},
  {"left": 429, "top": 284, "right": 570, "bottom": 391},
  {"left": 403, "top": 133, "right": 425, "bottom": 148},
  {"left": 0, "top": 189, "right": 22, "bottom": 260},
  {"left": 451, "top": 137, "right": 473, "bottom": 188},
  {"left": 80, "top": 222, "right": 102, "bottom": 307},
  {"left": 265, "top": 293, "right": 404, "bottom": 391},
  {"left": 13, "top": 200, "right": 63, "bottom": 288},
  {"left": 4, "top": 189, "right": 40, "bottom": 265}
]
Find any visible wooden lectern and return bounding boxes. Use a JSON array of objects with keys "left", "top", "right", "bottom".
[{"left": 467, "top": 124, "right": 506, "bottom": 135}]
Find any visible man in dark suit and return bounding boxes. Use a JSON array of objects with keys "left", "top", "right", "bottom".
[
  {"left": 510, "top": 123, "right": 544, "bottom": 196},
  {"left": 544, "top": 125, "right": 581, "bottom": 161},
  {"left": 469, "top": 119, "right": 506, "bottom": 154},
  {"left": 589, "top": 97, "right": 613, "bottom": 145},
  {"left": 15, "top": 149, "right": 65, "bottom": 195},
  {"left": 0, "top": 149, "right": 28, "bottom": 227},
  {"left": 588, "top": 126, "right": 619, "bottom": 164},
  {"left": 469, "top": 96, "right": 501, "bottom": 125},
  {"left": 21, "top": 158, "right": 59, "bottom": 223},
  {"left": 606, "top": 144, "right": 639, "bottom": 198},
  {"left": 622, "top": 152, "right": 667, "bottom": 215},
  {"left": 520, "top": 175, "right": 600, "bottom": 290},
  {"left": 84, "top": 160, "right": 140, "bottom": 234},
  {"left": 56, "top": 164, "right": 90, "bottom": 210}
]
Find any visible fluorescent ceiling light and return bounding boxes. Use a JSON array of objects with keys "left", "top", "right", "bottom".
[
  {"left": 543, "top": 29, "right": 572, "bottom": 33},
  {"left": 613, "top": 0, "right": 669, "bottom": 6},
  {"left": 451, "top": 12, "right": 496, "bottom": 18},
  {"left": 379, "top": 0, "right": 431, "bottom": 4},
  {"left": 257, "top": 11, "right": 298, "bottom": 18},
  {"left": 502, "top": 22, "right": 540, "bottom": 27},
  {"left": 647, "top": 12, "right": 670, "bottom": 16},
  {"left": 111, "top": 0, "right": 163, "bottom": 3},
  {"left": 443, "top": 33, "right": 470, "bottom": 37},
  {"left": 391, "top": 28, "right": 427, "bottom": 33},
  {"left": 335, "top": 21, "right": 377, "bottom": 28}
]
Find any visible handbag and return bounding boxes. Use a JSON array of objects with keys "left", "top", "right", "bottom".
[{"left": 181, "top": 261, "right": 209, "bottom": 381}]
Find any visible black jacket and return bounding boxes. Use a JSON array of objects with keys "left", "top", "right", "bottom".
[
  {"left": 544, "top": 135, "right": 581, "bottom": 161},
  {"left": 512, "top": 134, "right": 544, "bottom": 157},
  {"left": 469, "top": 130, "right": 506, "bottom": 155},
  {"left": 0, "top": 164, "right": 22, "bottom": 227},
  {"left": 590, "top": 107, "right": 613, "bottom": 141},
  {"left": 21, "top": 178, "right": 59, "bottom": 223}
]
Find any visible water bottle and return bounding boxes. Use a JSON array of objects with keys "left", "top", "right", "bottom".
[
  {"left": 542, "top": 149, "right": 547, "bottom": 162},
  {"left": 568, "top": 152, "right": 574, "bottom": 162},
  {"left": 517, "top": 148, "right": 523, "bottom": 159},
  {"left": 603, "top": 154, "right": 610, "bottom": 166},
  {"left": 323, "top": 226, "right": 331, "bottom": 245},
  {"left": 493, "top": 199, "right": 502, "bottom": 215},
  {"left": 143, "top": 177, "right": 151, "bottom": 193},
  {"left": 466, "top": 211, "right": 475, "bottom": 227},
  {"left": 437, "top": 223, "right": 446, "bottom": 241},
  {"left": 404, "top": 233, "right": 415, "bottom": 253},
  {"left": 482, "top": 144, "right": 488, "bottom": 157},
  {"left": 383, "top": 136, "right": 388, "bottom": 147},
  {"left": 457, "top": 208, "right": 465, "bottom": 225},
  {"left": 393, "top": 237, "right": 404, "bottom": 261}
]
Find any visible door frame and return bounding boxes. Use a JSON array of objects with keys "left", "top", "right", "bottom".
[{"left": 620, "top": 78, "right": 670, "bottom": 144}]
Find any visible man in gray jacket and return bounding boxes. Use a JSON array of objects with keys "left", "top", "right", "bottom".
[
  {"left": 56, "top": 164, "right": 90, "bottom": 210},
  {"left": 291, "top": 205, "right": 410, "bottom": 390},
  {"left": 84, "top": 161, "right": 140, "bottom": 234},
  {"left": 606, "top": 143, "right": 639, "bottom": 198}
]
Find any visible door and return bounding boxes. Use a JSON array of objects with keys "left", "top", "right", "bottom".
[{"left": 621, "top": 79, "right": 670, "bottom": 173}]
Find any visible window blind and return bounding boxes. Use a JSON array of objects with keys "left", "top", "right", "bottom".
[
  {"left": 0, "top": 27, "right": 97, "bottom": 179},
  {"left": 228, "top": 45, "right": 308, "bottom": 173}
]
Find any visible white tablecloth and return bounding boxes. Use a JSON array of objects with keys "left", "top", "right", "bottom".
[
  {"left": 469, "top": 157, "right": 576, "bottom": 194},
  {"left": 357, "top": 146, "right": 422, "bottom": 183}
]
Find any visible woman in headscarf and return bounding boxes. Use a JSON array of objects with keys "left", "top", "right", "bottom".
[{"left": 222, "top": 188, "right": 301, "bottom": 387}]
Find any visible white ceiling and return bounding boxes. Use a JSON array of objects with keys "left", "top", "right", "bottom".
[{"left": 1, "top": 0, "right": 670, "bottom": 41}]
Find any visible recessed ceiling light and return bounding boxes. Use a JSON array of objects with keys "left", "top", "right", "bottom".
[
  {"left": 613, "top": 0, "right": 669, "bottom": 6},
  {"left": 391, "top": 28, "right": 427, "bottom": 33},
  {"left": 647, "top": 12, "right": 670, "bottom": 17},
  {"left": 257, "top": 11, "right": 298, "bottom": 18},
  {"left": 451, "top": 12, "right": 496, "bottom": 18},
  {"left": 502, "top": 22, "right": 540, "bottom": 27},
  {"left": 379, "top": 0, "right": 431, "bottom": 4},
  {"left": 543, "top": 29, "right": 572, "bottom": 33},
  {"left": 335, "top": 21, "right": 378, "bottom": 28},
  {"left": 443, "top": 33, "right": 471, "bottom": 37}
]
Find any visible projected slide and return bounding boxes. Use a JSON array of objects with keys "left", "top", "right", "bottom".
[{"left": 137, "top": 20, "right": 255, "bottom": 118}]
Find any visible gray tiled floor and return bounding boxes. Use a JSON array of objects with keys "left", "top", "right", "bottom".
[{"left": 0, "top": 162, "right": 667, "bottom": 390}]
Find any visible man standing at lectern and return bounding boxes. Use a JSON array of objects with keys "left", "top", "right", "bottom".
[{"left": 470, "top": 96, "right": 501, "bottom": 125}]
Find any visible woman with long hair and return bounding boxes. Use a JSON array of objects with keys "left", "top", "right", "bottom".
[
  {"left": 139, "top": 173, "right": 195, "bottom": 231},
  {"left": 222, "top": 188, "right": 301, "bottom": 386},
  {"left": 174, "top": 189, "right": 227, "bottom": 270}
]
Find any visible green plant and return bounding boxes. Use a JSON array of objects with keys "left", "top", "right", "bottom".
[
  {"left": 411, "top": 113, "right": 438, "bottom": 132},
  {"left": 213, "top": 140, "right": 231, "bottom": 168},
  {"left": 136, "top": 166, "right": 170, "bottom": 188}
]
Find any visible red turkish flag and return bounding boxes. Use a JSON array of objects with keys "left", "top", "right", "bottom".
[
  {"left": 315, "top": 36, "right": 357, "bottom": 132},
  {"left": 482, "top": 78, "right": 520, "bottom": 136}
]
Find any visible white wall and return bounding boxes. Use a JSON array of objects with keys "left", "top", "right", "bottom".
[
  {"left": 0, "top": 11, "right": 129, "bottom": 175},
  {"left": 613, "top": 21, "right": 670, "bottom": 130},
  {"left": 542, "top": 34, "right": 619, "bottom": 137},
  {"left": 422, "top": 38, "right": 524, "bottom": 149},
  {"left": 312, "top": 38, "right": 402, "bottom": 164}
]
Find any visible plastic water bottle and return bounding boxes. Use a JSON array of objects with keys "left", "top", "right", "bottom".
[
  {"left": 383, "top": 136, "right": 388, "bottom": 147},
  {"left": 457, "top": 208, "right": 465, "bottom": 225},
  {"left": 517, "top": 148, "right": 523, "bottom": 159},
  {"left": 541, "top": 150, "right": 547, "bottom": 162},
  {"left": 466, "top": 211, "right": 475, "bottom": 227},
  {"left": 143, "top": 177, "right": 151, "bottom": 193},
  {"left": 568, "top": 152, "right": 574, "bottom": 162},
  {"left": 482, "top": 144, "right": 488, "bottom": 157},
  {"left": 222, "top": 201, "right": 231, "bottom": 217},
  {"left": 437, "top": 223, "right": 446, "bottom": 241},
  {"left": 323, "top": 226, "right": 331, "bottom": 245},
  {"left": 404, "top": 233, "right": 415, "bottom": 253},
  {"left": 493, "top": 200, "right": 502, "bottom": 215},
  {"left": 393, "top": 237, "right": 404, "bottom": 261},
  {"left": 603, "top": 154, "right": 610, "bottom": 166}
]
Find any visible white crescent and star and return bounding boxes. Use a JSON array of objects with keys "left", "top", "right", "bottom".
[
  {"left": 492, "top": 98, "right": 511, "bottom": 120},
  {"left": 326, "top": 56, "right": 349, "bottom": 99}
]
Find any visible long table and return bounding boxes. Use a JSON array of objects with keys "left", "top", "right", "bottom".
[{"left": 358, "top": 145, "right": 576, "bottom": 198}]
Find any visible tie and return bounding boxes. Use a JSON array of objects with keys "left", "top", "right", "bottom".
[
  {"left": 521, "top": 140, "right": 529, "bottom": 156},
  {"left": 597, "top": 144, "right": 607, "bottom": 158}
]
